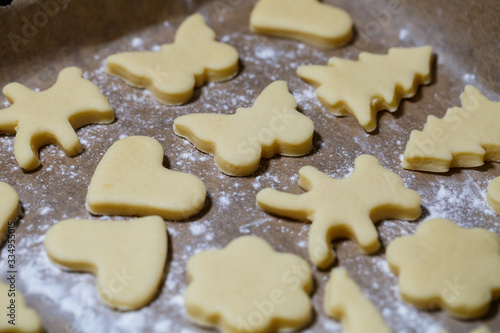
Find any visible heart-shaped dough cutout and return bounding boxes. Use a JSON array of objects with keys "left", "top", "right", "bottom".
[
  {"left": 86, "top": 136, "right": 206, "bottom": 220},
  {"left": 0, "top": 182, "right": 19, "bottom": 240},
  {"left": 0, "top": 280, "right": 43, "bottom": 332},
  {"left": 44, "top": 216, "right": 167, "bottom": 310}
]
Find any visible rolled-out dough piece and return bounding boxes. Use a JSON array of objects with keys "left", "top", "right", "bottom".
[
  {"left": 324, "top": 268, "right": 391, "bottom": 333},
  {"left": 106, "top": 14, "right": 239, "bottom": 105},
  {"left": 297, "top": 46, "right": 433, "bottom": 131},
  {"left": 0, "top": 182, "right": 19, "bottom": 240},
  {"left": 257, "top": 154, "right": 421, "bottom": 269},
  {"left": 86, "top": 136, "right": 206, "bottom": 220},
  {"left": 441, "top": 327, "right": 491, "bottom": 333},
  {"left": 0, "top": 281, "right": 43, "bottom": 333},
  {"left": 185, "top": 236, "right": 313, "bottom": 333},
  {"left": 250, "top": 0, "right": 352, "bottom": 47},
  {"left": 44, "top": 216, "right": 167, "bottom": 310},
  {"left": 487, "top": 176, "right": 500, "bottom": 215},
  {"left": 403, "top": 85, "right": 500, "bottom": 172},
  {"left": 0, "top": 66, "right": 114, "bottom": 171},
  {"left": 387, "top": 218, "right": 500, "bottom": 319},
  {"left": 173, "top": 81, "right": 314, "bottom": 176}
]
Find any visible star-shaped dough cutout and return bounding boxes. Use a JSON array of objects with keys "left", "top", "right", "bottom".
[
  {"left": 297, "top": 46, "right": 433, "bottom": 131},
  {"left": 0, "top": 281, "right": 43, "bottom": 333},
  {"left": 106, "top": 14, "right": 239, "bottom": 105},
  {"left": 0, "top": 182, "right": 19, "bottom": 240},
  {"left": 0, "top": 67, "right": 114, "bottom": 170},
  {"left": 387, "top": 218, "right": 500, "bottom": 319},
  {"left": 185, "top": 236, "right": 313, "bottom": 333},
  {"left": 257, "top": 154, "right": 421, "bottom": 269}
]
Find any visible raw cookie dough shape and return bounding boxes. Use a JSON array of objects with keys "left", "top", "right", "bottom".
[
  {"left": 0, "top": 182, "right": 19, "bottom": 240},
  {"left": 173, "top": 81, "right": 314, "bottom": 176},
  {"left": 0, "top": 67, "right": 114, "bottom": 171},
  {"left": 86, "top": 136, "right": 206, "bottom": 220},
  {"left": 44, "top": 216, "right": 168, "bottom": 310},
  {"left": 441, "top": 327, "right": 491, "bottom": 333},
  {"left": 403, "top": 85, "right": 500, "bottom": 172},
  {"left": 106, "top": 14, "right": 239, "bottom": 105},
  {"left": 256, "top": 154, "right": 421, "bottom": 269},
  {"left": 0, "top": 281, "right": 43, "bottom": 333},
  {"left": 250, "top": 0, "right": 353, "bottom": 47},
  {"left": 386, "top": 218, "right": 500, "bottom": 319},
  {"left": 324, "top": 267, "right": 391, "bottom": 333},
  {"left": 487, "top": 176, "right": 500, "bottom": 215},
  {"left": 297, "top": 46, "right": 433, "bottom": 131},
  {"left": 185, "top": 236, "right": 313, "bottom": 333}
]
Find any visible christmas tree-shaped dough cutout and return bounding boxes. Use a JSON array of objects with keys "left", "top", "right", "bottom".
[
  {"left": 174, "top": 81, "right": 314, "bottom": 176},
  {"left": 325, "top": 268, "right": 391, "bottom": 333},
  {"left": 297, "top": 46, "right": 433, "bottom": 131},
  {"left": 403, "top": 85, "right": 500, "bottom": 172},
  {"left": 0, "top": 67, "right": 114, "bottom": 170},
  {"left": 0, "top": 182, "right": 19, "bottom": 239},
  {"left": 0, "top": 281, "right": 43, "bottom": 332},
  {"left": 44, "top": 216, "right": 168, "bottom": 310},
  {"left": 256, "top": 155, "right": 421, "bottom": 268},
  {"left": 106, "top": 14, "right": 239, "bottom": 105},
  {"left": 86, "top": 136, "right": 206, "bottom": 220}
]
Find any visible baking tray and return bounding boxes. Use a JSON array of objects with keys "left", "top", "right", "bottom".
[{"left": 1, "top": 0, "right": 500, "bottom": 332}]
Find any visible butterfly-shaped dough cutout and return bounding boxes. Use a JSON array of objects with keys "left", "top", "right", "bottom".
[
  {"left": 297, "top": 46, "right": 433, "bottom": 131},
  {"left": 256, "top": 154, "right": 421, "bottom": 269},
  {"left": 250, "top": 0, "right": 352, "bottom": 47},
  {"left": 86, "top": 136, "right": 206, "bottom": 220},
  {"left": 0, "top": 280, "right": 43, "bottom": 333},
  {"left": 387, "top": 218, "right": 500, "bottom": 319},
  {"left": 0, "top": 182, "right": 19, "bottom": 240},
  {"left": 173, "top": 81, "right": 314, "bottom": 176},
  {"left": 403, "top": 85, "right": 500, "bottom": 172},
  {"left": 44, "top": 216, "right": 167, "bottom": 310},
  {"left": 0, "top": 67, "right": 114, "bottom": 171},
  {"left": 325, "top": 268, "right": 391, "bottom": 333},
  {"left": 106, "top": 14, "right": 239, "bottom": 105},
  {"left": 185, "top": 236, "right": 313, "bottom": 333}
]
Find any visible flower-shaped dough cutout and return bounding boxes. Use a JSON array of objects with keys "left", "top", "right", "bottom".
[
  {"left": 487, "top": 176, "right": 500, "bottom": 215},
  {"left": 106, "top": 14, "right": 239, "bottom": 105},
  {"left": 86, "top": 136, "right": 206, "bottom": 220},
  {"left": 324, "top": 268, "right": 390, "bottom": 333},
  {"left": 257, "top": 154, "right": 421, "bottom": 269},
  {"left": 1, "top": 281, "right": 43, "bottom": 333},
  {"left": 403, "top": 86, "right": 500, "bottom": 172},
  {"left": 297, "top": 46, "right": 433, "bottom": 131},
  {"left": 250, "top": 0, "right": 353, "bottom": 47},
  {"left": 0, "top": 66, "right": 114, "bottom": 170},
  {"left": 185, "top": 236, "right": 313, "bottom": 333},
  {"left": 0, "top": 182, "right": 19, "bottom": 239},
  {"left": 387, "top": 218, "right": 500, "bottom": 319},
  {"left": 44, "top": 216, "right": 167, "bottom": 310},
  {"left": 174, "top": 81, "right": 314, "bottom": 176}
]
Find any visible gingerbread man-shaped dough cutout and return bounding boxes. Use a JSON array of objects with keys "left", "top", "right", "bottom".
[
  {"left": 106, "top": 14, "right": 239, "bottom": 105},
  {"left": 86, "top": 136, "right": 206, "bottom": 220},
  {"left": 0, "top": 67, "right": 114, "bottom": 170},
  {"left": 387, "top": 218, "right": 500, "bottom": 319},
  {"left": 174, "top": 81, "right": 314, "bottom": 176},
  {"left": 257, "top": 155, "right": 421, "bottom": 268},
  {"left": 297, "top": 46, "right": 433, "bottom": 131}
]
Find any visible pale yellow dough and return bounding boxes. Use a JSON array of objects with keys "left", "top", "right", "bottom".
[
  {"left": 185, "top": 236, "right": 313, "bottom": 333},
  {"left": 256, "top": 154, "right": 421, "bottom": 269},
  {"left": 44, "top": 216, "right": 167, "bottom": 310},
  {"left": 386, "top": 218, "right": 500, "bottom": 319},
  {"left": 324, "top": 268, "right": 391, "bottom": 333},
  {"left": 0, "top": 281, "right": 43, "bottom": 333},
  {"left": 86, "top": 136, "right": 206, "bottom": 220},
  {"left": 250, "top": 0, "right": 353, "bottom": 47},
  {"left": 441, "top": 327, "right": 492, "bottom": 333},
  {"left": 106, "top": 14, "right": 239, "bottom": 105},
  {"left": 403, "top": 85, "right": 500, "bottom": 172},
  {"left": 0, "top": 182, "right": 19, "bottom": 240},
  {"left": 173, "top": 81, "right": 314, "bottom": 176},
  {"left": 487, "top": 176, "right": 500, "bottom": 215},
  {"left": 297, "top": 46, "right": 433, "bottom": 131},
  {"left": 0, "top": 67, "right": 114, "bottom": 170}
]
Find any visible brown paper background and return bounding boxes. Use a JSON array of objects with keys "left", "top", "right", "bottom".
[{"left": 1, "top": 0, "right": 500, "bottom": 332}]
